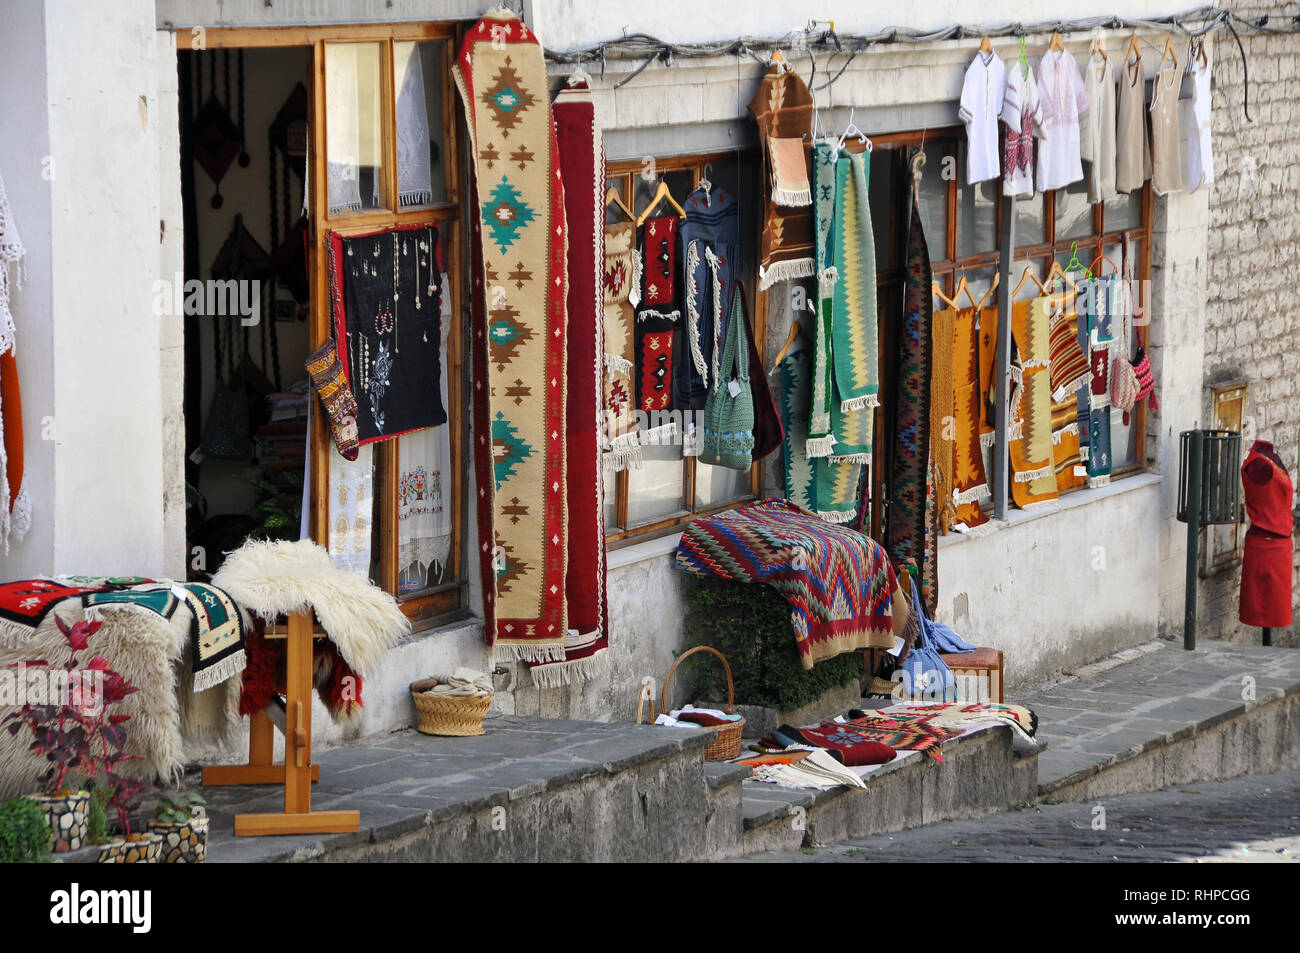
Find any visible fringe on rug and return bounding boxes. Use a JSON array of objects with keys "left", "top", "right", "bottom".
[
  {"left": 817, "top": 266, "right": 838, "bottom": 289},
  {"left": 828, "top": 452, "right": 873, "bottom": 465},
  {"left": 629, "top": 245, "right": 642, "bottom": 308},
  {"left": 1052, "top": 422, "right": 1080, "bottom": 445},
  {"left": 637, "top": 309, "right": 680, "bottom": 322},
  {"left": 527, "top": 648, "right": 610, "bottom": 689},
  {"left": 604, "top": 352, "right": 633, "bottom": 377},
  {"left": 1052, "top": 372, "right": 1093, "bottom": 404},
  {"left": 602, "top": 431, "right": 643, "bottom": 472},
  {"left": 758, "top": 257, "right": 815, "bottom": 291},
  {"left": 816, "top": 508, "right": 857, "bottom": 524},
  {"left": 684, "top": 242, "right": 709, "bottom": 382},
  {"left": 772, "top": 185, "right": 813, "bottom": 207},
  {"left": 640, "top": 421, "right": 678, "bottom": 446},
  {"left": 495, "top": 642, "right": 569, "bottom": 665},
  {"left": 1088, "top": 475, "right": 1111, "bottom": 489},
  {"left": 840, "top": 393, "right": 879, "bottom": 413},
  {"left": 0, "top": 617, "right": 33, "bottom": 649},
  {"left": 953, "top": 483, "right": 992, "bottom": 505},
  {"left": 1014, "top": 464, "right": 1055, "bottom": 483},
  {"left": 805, "top": 434, "right": 836, "bottom": 458},
  {"left": 191, "top": 648, "right": 247, "bottom": 694}
]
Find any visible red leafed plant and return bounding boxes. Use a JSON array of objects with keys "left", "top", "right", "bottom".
[{"left": 1, "top": 616, "right": 145, "bottom": 834}]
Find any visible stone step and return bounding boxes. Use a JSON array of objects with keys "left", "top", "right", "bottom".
[
  {"left": 1019, "top": 640, "right": 1300, "bottom": 802},
  {"left": 738, "top": 724, "right": 1041, "bottom": 855}
]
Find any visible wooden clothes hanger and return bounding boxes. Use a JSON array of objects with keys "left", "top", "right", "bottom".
[
  {"left": 1049, "top": 31, "right": 1066, "bottom": 53},
  {"left": 771, "top": 320, "right": 803, "bottom": 369},
  {"left": 1045, "top": 259, "right": 1080, "bottom": 292},
  {"left": 932, "top": 281, "right": 960, "bottom": 309},
  {"left": 1090, "top": 36, "right": 1107, "bottom": 63},
  {"left": 1013, "top": 263, "right": 1048, "bottom": 298},
  {"left": 1160, "top": 36, "right": 1179, "bottom": 71},
  {"left": 955, "top": 274, "right": 978, "bottom": 308},
  {"left": 1126, "top": 33, "right": 1142, "bottom": 69},
  {"left": 605, "top": 186, "right": 633, "bottom": 222},
  {"left": 979, "top": 36, "right": 993, "bottom": 56},
  {"left": 976, "top": 271, "right": 1000, "bottom": 308},
  {"left": 635, "top": 180, "right": 687, "bottom": 227}
]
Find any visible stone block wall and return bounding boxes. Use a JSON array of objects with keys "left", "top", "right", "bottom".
[{"left": 1200, "top": 4, "right": 1300, "bottom": 646}]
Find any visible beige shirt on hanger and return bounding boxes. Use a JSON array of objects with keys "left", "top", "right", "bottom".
[
  {"left": 1115, "top": 59, "right": 1151, "bottom": 194},
  {"left": 1079, "top": 52, "right": 1117, "bottom": 203},
  {"left": 1149, "top": 61, "right": 1185, "bottom": 195}
]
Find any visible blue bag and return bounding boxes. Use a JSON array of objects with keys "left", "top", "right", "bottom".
[{"left": 897, "top": 580, "right": 959, "bottom": 702}]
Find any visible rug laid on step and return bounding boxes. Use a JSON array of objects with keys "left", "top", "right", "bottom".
[
  {"left": 675, "top": 498, "right": 903, "bottom": 669},
  {"left": 531, "top": 71, "right": 608, "bottom": 688},
  {"left": 874, "top": 701, "right": 1039, "bottom": 744},
  {"left": 841, "top": 713, "right": 961, "bottom": 762},
  {"left": 212, "top": 538, "right": 409, "bottom": 723},
  {"left": 748, "top": 62, "right": 815, "bottom": 289},
  {"left": 887, "top": 169, "right": 937, "bottom": 614},
  {"left": 776, "top": 722, "right": 897, "bottom": 766},
  {"left": 456, "top": 11, "right": 570, "bottom": 661}
]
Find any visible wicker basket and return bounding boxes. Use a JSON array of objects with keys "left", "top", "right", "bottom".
[
  {"left": 410, "top": 678, "right": 493, "bottom": 736},
  {"left": 661, "top": 646, "right": 745, "bottom": 762}
]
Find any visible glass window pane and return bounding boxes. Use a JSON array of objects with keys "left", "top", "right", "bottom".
[
  {"left": 869, "top": 146, "right": 897, "bottom": 273},
  {"left": 916, "top": 143, "right": 951, "bottom": 262},
  {"left": 325, "top": 42, "right": 384, "bottom": 214},
  {"left": 956, "top": 174, "right": 998, "bottom": 258},
  {"left": 1103, "top": 188, "right": 1142, "bottom": 232},
  {"left": 1055, "top": 179, "right": 1093, "bottom": 241},
  {"left": 695, "top": 460, "right": 748, "bottom": 510},
  {"left": 393, "top": 41, "right": 449, "bottom": 208},
  {"left": 626, "top": 443, "right": 685, "bottom": 526},
  {"left": 1014, "top": 193, "right": 1045, "bottom": 246}
]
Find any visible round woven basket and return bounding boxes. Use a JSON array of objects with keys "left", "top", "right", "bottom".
[
  {"left": 662, "top": 646, "right": 745, "bottom": 762},
  {"left": 410, "top": 678, "right": 493, "bottom": 736}
]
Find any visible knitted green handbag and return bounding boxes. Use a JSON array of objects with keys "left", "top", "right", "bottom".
[{"left": 699, "top": 284, "right": 755, "bottom": 471}]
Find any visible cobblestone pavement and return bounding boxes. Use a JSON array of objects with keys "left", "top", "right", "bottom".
[{"left": 743, "top": 769, "right": 1300, "bottom": 862}]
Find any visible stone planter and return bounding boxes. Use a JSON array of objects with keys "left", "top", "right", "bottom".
[
  {"left": 146, "top": 815, "right": 208, "bottom": 863},
  {"left": 96, "top": 831, "right": 163, "bottom": 864},
  {"left": 30, "top": 790, "right": 90, "bottom": 853}
]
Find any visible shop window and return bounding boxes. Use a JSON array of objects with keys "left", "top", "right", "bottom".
[
  {"left": 603, "top": 151, "right": 764, "bottom": 543},
  {"left": 183, "top": 23, "right": 465, "bottom": 630}
]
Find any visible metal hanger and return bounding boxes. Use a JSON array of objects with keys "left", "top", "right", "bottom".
[
  {"left": 836, "top": 105, "right": 871, "bottom": 153},
  {"left": 699, "top": 164, "right": 714, "bottom": 207}
]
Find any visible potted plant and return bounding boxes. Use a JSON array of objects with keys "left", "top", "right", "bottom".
[
  {"left": 2, "top": 616, "right": 144, "bottom": 855},
  {"left": 146, "top": 793, "right": 208, "bottom": 863},
  {"left": 0, "top": 796, "right": 52, "bottom": 863}
]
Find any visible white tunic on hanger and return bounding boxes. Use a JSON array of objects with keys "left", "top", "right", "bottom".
[
  {"left": 1036, "top": 49, "right": 1090, "bottom": 192},
  {"left": 1181, "top": 60, "right": 1215, "bottom": 191},
  {"left": 960, "top": 51, "right": 1008, "bottom": 185},
  {"left": 1001, "top": 58, "right": 1044, "bottom": 198}
]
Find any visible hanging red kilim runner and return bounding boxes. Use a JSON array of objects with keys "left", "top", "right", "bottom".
[
  {"left": 529, "top": 73, "right": 609, "bottom": 687},
  {"left": 456, "top": 13, "right": 568, "bottom": 661}
]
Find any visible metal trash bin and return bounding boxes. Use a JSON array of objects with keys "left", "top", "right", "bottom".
[{"left": 1176, "top": 429, "right": 1242, "bottom": 651}]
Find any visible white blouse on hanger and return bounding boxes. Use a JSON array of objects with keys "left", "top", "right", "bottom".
[
  {"left": 1001, "top": 57, "right": 1044, "bottom": 198},
  {"left": 1182, "top": 60, "right": 1215, "bottom": 191},
  {"left": 959, "top": 50, "right": 1008, "bottom": 184},
  {"left": 1036, "top": 49, "right": 1091, "bottom": 192}
]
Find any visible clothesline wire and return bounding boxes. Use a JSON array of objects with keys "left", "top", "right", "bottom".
[{"left": 553, "top": 6, "right": 1275, "bottom": 122}]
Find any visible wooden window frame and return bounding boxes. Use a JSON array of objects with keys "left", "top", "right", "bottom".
[
  {"left": 603, "top": 151, "right": 765, "bottom": 546},
  {"left": 202, "top": 23, "right": 469, "bottom": 628}
]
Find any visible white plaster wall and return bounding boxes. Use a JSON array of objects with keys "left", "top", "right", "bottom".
[
  {"left": 0, "top": 2, "right": 56, "bottom": 578},
  {"left": 535, "top": 0, "right": 1201, "bottom": 52},
  {"left": 45, "top": 0, "right": 167, "bottom": 577}
]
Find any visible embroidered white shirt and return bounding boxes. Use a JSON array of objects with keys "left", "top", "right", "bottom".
[
  {"left": 1001, "top": 58, "right": 1044, "bottom": 198},
  {"left": 959, "top": 51, "right": 1008, "bottom": 185},
  {"left": 1036, "top": 49, "right": 1091, "bottom": 192}
]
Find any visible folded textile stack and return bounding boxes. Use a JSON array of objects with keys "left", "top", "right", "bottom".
[
  {"left": 859, "top": 701, "right": 1038, "bottom": 745},
  {"left": 425, "top": 667, "right": 493, "bottom": 696},
  {"left": 654, "top": 704, "right": 744, "bottom": 729},
  {"left": 757, "top": 721, "right": 897, "bottom": 767},
  {"left": 744, "top": 745, "right": 868, "bottom": 791}
]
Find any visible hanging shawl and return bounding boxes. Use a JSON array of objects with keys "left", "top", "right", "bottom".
[
  {"left": 530, "top": 72, "right": 609, "bottom": 687},
  {"left": 1009, "top": 297, "right": 1058, "bottom": 505},
  {"left": 456, "top": 11, "right": 569, "bottom": 662},
  {"left": 634, "top": 215, "right": 682, "bottom": 444},
  {"left": 780, "top": 342, "right": 861, "bottom": 523},
  {"left": 749, "top": 63, "right": 815, "bottom": 289},
  {"left": 0, "top": 170, "right": 30, "bottom": 553},
  {"left": 830, "top": 151, "right": 880, "bottom": 415},
  {"left": 327, "top": 224, "right": 447, "bottom": 445},
  {"left": 602, "top": 221, "right": 640, "bottom": 470},
  {"left": 950, "top": 308, "right": 991, "bottom": 521},
  {"left": 807, "top": 142, "right": 837, "bottom": 455},
  {"left": 679, "top": 184, "right": 739, "bottom": 415},
  {"left": 887, "top": 156, "right": 937, "bottom": 613},
  {"left": 394, "top": 42, "right": 435, "bottom": 208}
]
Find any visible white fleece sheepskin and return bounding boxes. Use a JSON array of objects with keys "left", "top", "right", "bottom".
[{"left": 212, "top": 538, "right": 410, "bottom": 679}]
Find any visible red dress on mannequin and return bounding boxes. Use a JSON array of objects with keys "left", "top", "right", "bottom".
[{"left": 1239, "top": 440, "right": 1294, "bottom": 627}]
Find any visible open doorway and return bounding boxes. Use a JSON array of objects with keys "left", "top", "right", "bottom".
[{"left": 179, "top": 46, "right": 313, "bottom": 578}]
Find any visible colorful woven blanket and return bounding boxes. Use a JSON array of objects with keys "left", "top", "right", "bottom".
[
  {"left": 676, "top": 498, "right": 899, "bottom": 669},
  {"left": 175, "top": 583, "right": 247, "bottom": 693},
  {"left": 1010, "top": 298, "right": 1058, "bottom": 505},
  {"left": 749, "top": 63, "right": 815, "bottom": 289},
  {"left": 601, "top": 221, "right": 639, "bottom": 470},
  {"left": 807, "top": 142, "right": 837, "bottom": 453},
  {"left": 951, "top": 308, "right": 991, "bottom": 525},
  {"left": 842, "top": 713, "right": 961, "bottom": 762},
  {"left": 778, "top": 722, "right": 897, "bottom": 766},
  {"left": 457, "top": 12, "right": 569, "bottom": 660},
  {"left": 877, "top": 701, "right": 1039, "bottom": 743}
]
